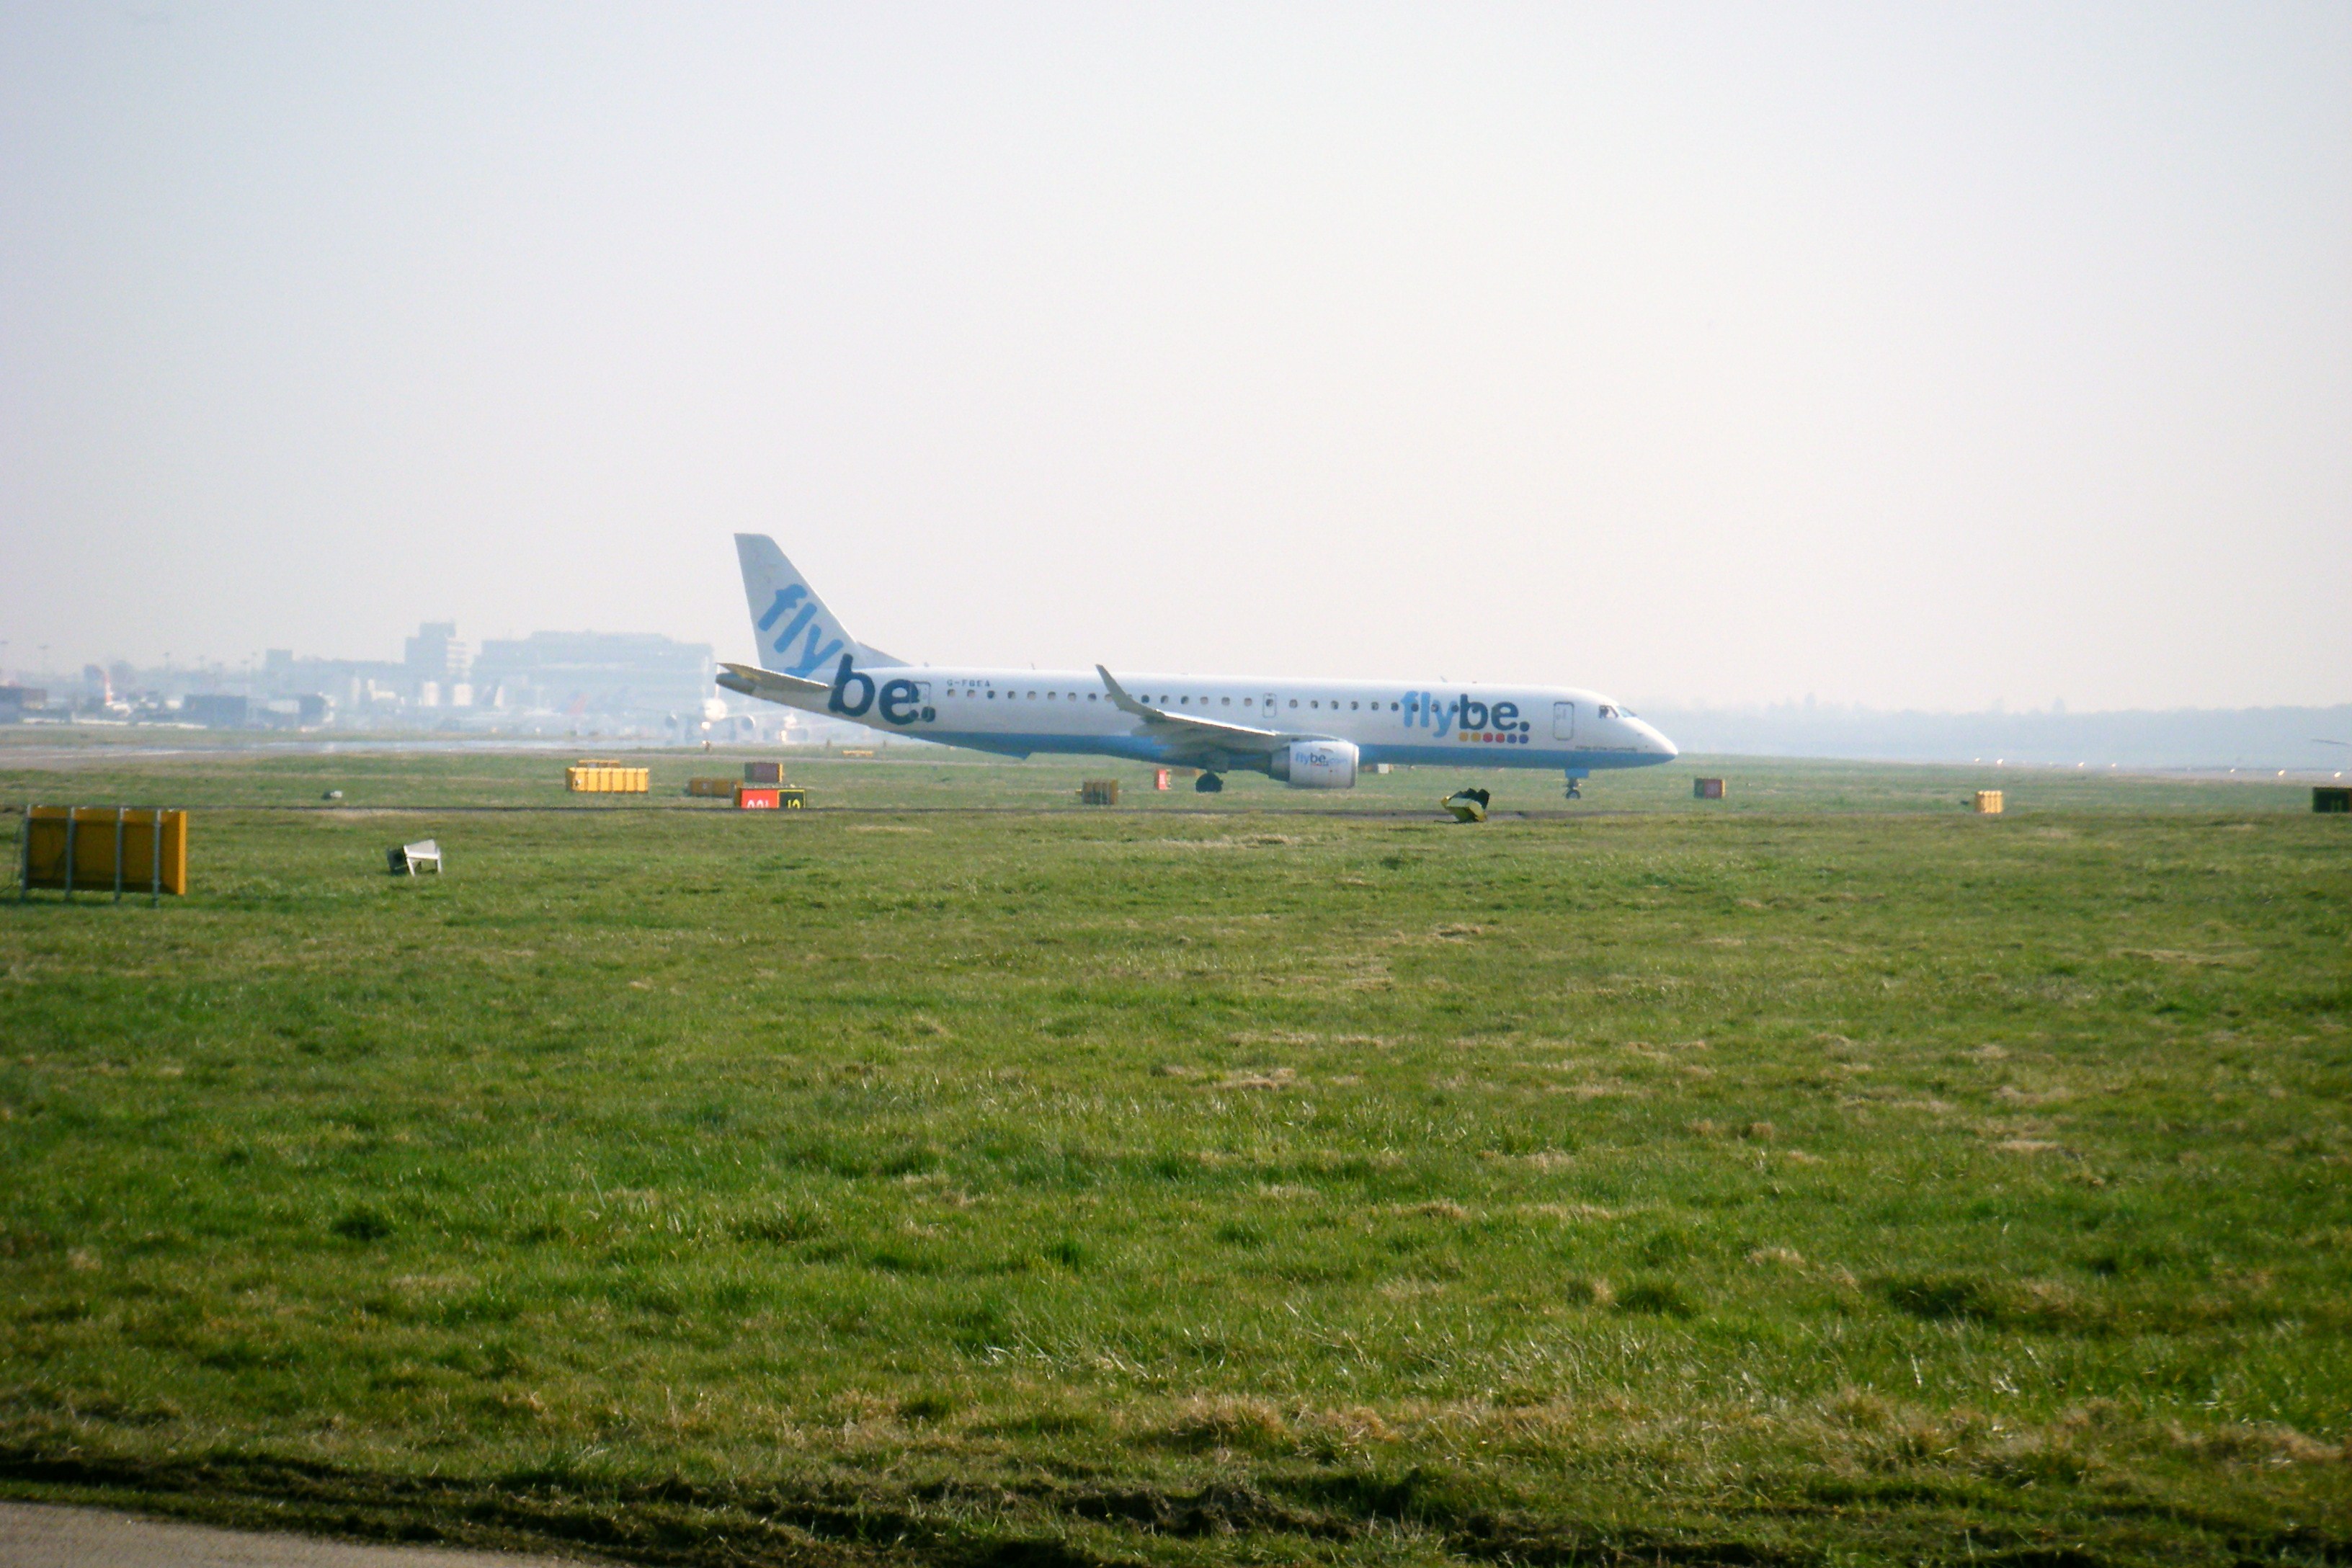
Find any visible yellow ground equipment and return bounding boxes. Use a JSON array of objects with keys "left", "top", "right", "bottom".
[
  {"left": 1442, "top": 788, "right": 1490, "bottom": 824},
  {"left": 19, "top": 806, "right": 187, "bottom": 901},
  {"left": 567, "top": 760, "right": 649, "bottom": 793},
  {"left": 1079, "top": 779, "right": 1120, "bottom": 806},
  {"left": 1974, "top": 790, "right": 2005, "bottom": 815},
  {"left": 685, "top": 777, "right": 735, "bottom": 798}
]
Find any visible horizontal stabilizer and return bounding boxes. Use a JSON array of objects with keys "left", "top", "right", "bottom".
[{"left": 717, "top": 662, "right": 829, "bottom": 705}]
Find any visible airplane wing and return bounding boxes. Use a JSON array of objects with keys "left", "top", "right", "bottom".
[
  {"left": 1096, "top": 665, "right": 1294, "bottom": 757},
  {"left": 716, "top": 662, "right": 830, "bottom": 705}
]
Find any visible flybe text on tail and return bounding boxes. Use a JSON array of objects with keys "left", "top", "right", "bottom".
[{"left": 755, "top": 587, "right": 845, "bottom": 678}]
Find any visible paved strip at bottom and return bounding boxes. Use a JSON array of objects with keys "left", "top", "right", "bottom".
[{"left": 0, "top": 1502, "right": 585, "bottom": 1568}]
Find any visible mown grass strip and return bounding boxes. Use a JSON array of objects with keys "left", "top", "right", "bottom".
[{"left": 2, "top": 752, "right": 2347, "bottom": 1564}]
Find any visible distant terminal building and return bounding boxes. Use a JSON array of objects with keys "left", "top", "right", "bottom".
[
  {"left": 404, "top": 621, "right": 470, "bottom": 708},
  {"left": 261, "top": 643, "right": 406, "bottom": 716},
  {"left": 180, "top": 694, "right": 251, "bottom": 728},
  {"left": 468, "top": 631, "right": 715, "bottom": 723},
  {"left": 53, "top": 623, "right": 726, "bottom": 734}
]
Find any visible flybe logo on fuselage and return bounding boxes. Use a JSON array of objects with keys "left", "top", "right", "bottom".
[
  {"left": 1402, "top": 691, "right": 1533, "bottom": 743},
  {"left": 828, "top": 657, "right": 936, "bottom": 726},
  {"left": 757, "top": 587, "right": 845, "bottom": 678}
]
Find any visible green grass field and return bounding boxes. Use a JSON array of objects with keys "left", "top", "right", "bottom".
[{"left": 2, "top": 740, "right": 2347, "bottom": 1566}]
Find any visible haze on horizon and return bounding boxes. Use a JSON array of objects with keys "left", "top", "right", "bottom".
[{"left": 1, "top": 3, "right": 2346, "bottom": 713}]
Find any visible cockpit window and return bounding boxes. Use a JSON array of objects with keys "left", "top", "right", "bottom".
[{"left": 1598, "top": 704, "right": 1618, "bottom": 718}]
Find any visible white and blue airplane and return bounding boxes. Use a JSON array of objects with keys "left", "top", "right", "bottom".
[{"left": 717, "top": 535, "right": 1676, "bottom": 797}]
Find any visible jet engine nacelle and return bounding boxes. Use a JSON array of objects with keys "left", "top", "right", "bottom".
[{"left": 1269, "top": 739, "right": 1359, "bottom": 789}]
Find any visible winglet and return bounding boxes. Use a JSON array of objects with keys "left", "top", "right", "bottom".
[{"left": 1096, "top": 665, "right": 1161, "bottom": 721}]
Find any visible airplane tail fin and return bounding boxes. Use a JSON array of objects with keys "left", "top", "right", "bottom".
[{"left": 734, "top": 534, "right": 901, "bottom": 676}]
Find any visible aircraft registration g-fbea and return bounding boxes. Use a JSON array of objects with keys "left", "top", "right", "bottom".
[{"left": 718, "top": 535, "right": 1677, "bottom": 797}]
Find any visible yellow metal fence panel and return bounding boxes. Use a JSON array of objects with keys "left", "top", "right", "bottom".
[
  {"left": 24, "top": 807, "right": 187, "bottom": 895},
  {"left": 566, "top": 765, "right": 650, "bottom": 793}
]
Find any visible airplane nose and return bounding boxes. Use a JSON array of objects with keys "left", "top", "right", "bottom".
[{"left": 1643, "top": 721, "right": 1678, "bottom": 759}]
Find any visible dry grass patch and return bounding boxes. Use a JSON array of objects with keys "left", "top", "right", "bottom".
[
  {"left": 1520, "top": 1202, "right": 1629, "bottom": 1222},
  {"left": 2116, "top": 947, "right": 2259, "bottom": 966},
  {"left": 1148, "top": 1396, "right": 1293, "bottom": 1454},
  {"left": 1211, "top": 1067, "right": 1298, "bottom": 1090},
  {"left": 2166, "top": 1421, "right": 2346, "bottom": 1466},
  {"left": 1550, "top": 1079, "right": 1643, "bottom": 1100}
]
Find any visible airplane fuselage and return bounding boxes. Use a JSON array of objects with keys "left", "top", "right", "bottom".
[{"left": 772, "top": 662, "right": 1677, "bottom": 775}]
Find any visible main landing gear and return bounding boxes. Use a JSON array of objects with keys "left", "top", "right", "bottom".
[{"left": 1194, "top": 772, "right": 1225, "bottom": 794}]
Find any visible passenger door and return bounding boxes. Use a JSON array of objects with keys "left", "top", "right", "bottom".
[{"left": 1551, "top": 700, "right": 1576, "bottom": 741}]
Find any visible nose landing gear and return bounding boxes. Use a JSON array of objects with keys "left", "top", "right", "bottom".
[{"left": 1562, "top": 767, "right": 1587, "bottom": 801}]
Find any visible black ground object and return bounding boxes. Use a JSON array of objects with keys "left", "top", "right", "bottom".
[{"left": 1194, "top": 772, "right": 1224, "bottom": 794}]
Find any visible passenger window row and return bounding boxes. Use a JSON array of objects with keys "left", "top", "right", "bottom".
[{"left": 945, "top": 690, "right": 1100, "bottom": 700}]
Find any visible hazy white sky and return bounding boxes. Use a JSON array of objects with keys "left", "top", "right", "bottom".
[{"left": 3, "top": 3, "right": 2346, "bottom": 709}]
